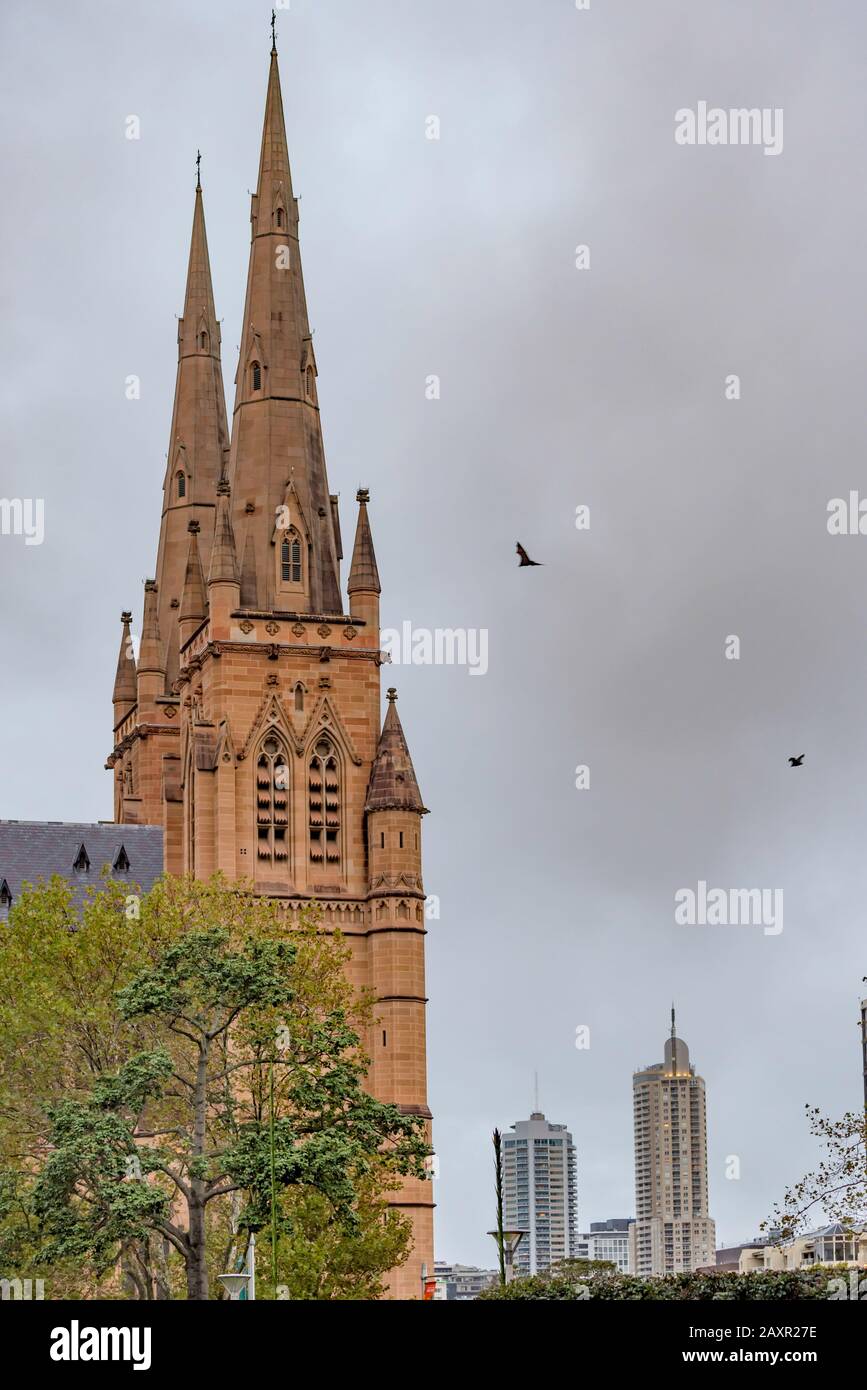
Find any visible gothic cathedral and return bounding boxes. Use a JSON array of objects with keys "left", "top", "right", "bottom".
[{"left": 106, "top": 39, "right": 433, "bottom": 1299}]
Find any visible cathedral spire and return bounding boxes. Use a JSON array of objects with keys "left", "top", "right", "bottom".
[
  {"left": 178, "top": 173, "right": 222, "bottom": 389},
  {"left": 153, "top": 174, "right": 229, "bottom": 687},
  {"left": 112, "top": 611, "right": 137, "bottom": 725},
  {"left": 227, "top": 45, "right": 342, "bottom": 615}
]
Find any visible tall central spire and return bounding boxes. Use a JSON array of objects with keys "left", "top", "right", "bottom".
[{"left": 227, "top": 41, "right": 343, "bottom": 616}]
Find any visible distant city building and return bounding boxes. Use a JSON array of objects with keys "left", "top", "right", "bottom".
[
  {"left": 433, "top": 1263, "right": 498, "bottom": 1300},
  {"left": 502, "top": 1111, "right": 578, "bottom": 1276},
  {"left": 575, "top": 1218, "right": 633, "bottom": 1273},
  {"left": 629, "top": 1011, "right": 716, "bottom": 1275},
  {"left": 714, "top": 1239, "right": 767, "bottom": 1272},
  {"left": 738, "top": 1224, "right": 867, "bottom": 1274}
]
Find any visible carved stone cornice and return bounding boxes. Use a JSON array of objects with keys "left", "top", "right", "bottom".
[
  {"left": 368, "top": 872, "right": 425, "bottom": 896},
  {"left": 106, "top": 722, "right": 180, "bottom": 766}
]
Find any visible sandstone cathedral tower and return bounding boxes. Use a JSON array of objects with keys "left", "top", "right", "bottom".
[{"left": 106, "top": 35, "right": 433, "bottom": 1299}]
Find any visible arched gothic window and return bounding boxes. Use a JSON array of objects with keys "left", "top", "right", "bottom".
[
  {"left": 294, "top": 683, "right": 304, "bottom": 712},
  {"left": 177, "top": 471, "right": 186, "bottom": 499},
  {"left": 256, "top": 735, "right": 289, "bottom": 864},
  {"left": 306, "top": 366, "right": 315, "bottom": 400},
  {"left": 251, "top": 361, "right": 262, "bottom": 392},
  {"left": 308, "top": 737, "right": 340, "bottom": 870},
  {"left": 276, "top": 207, "right": 284, "bottom": 228},
  {"left": 281, "top": 534, "right": 302, "bottom": 584},
  {"left": 200, "top": 330, "right": 209, "bottom": 351}
]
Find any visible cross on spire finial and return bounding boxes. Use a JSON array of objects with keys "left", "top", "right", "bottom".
[
  {"left": 196, "top": 149, "right": 201, "bottom": 189},
  {"left": 271, "top": 8, "right": 277, "bottom": 54}
]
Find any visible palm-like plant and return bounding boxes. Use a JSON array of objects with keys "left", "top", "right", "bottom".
[{"left": 493, "top": 1128, "right": 506, "bottom": 1286}]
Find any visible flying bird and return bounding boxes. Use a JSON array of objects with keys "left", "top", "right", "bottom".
[
  {"left": 516, "top": 542, "right": 542, "bottom": 568},
  {"left": 788, "top": 755, "right": 805, "bottom": 767}
]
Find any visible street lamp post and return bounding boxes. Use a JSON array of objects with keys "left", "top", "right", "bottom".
[
  {"left": 217, "top": 1271, "right": 251, "bottom": 1301},
  {"left": 487, "top": 1228, "right": 528, "bottom": 1284},
  {"left": 218, "top": 1231, "right": 256, "bottom": 1300}
]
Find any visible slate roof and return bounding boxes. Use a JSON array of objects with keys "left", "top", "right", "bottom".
[{"left": 0, "top": 821, "right": 164, "bottom": 920}]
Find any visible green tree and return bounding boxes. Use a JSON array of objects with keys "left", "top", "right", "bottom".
[
  {"left": 1, "top": 876, "right": 429, "bottom": 1300},
  {"left": 0, "top": 873, "right": 174, "bottom": 1297},
  {"left": 31, "top": 919, "right": 428, "bottom": 1300},
  {"left": 255, "top": 1174, "right": 413, "bottom": 1300}
]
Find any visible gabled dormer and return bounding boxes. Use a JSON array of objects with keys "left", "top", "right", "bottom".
[
  {"left": 172, "top": 440, "right": 189, "bottom": 502},
  {"left": 113, "top": 844, "right": 130, "bottom": 873},
  {"left": 272, "top": 182, "right": 288, "bottom": 233},
  {"left": 241, "top": 328, "right": 267, "bottom": 401},
  {"left": 301, "top": 337, "right": 318, "bottom": 405},
  {"left": 271, "top": 479, "right": 311, "bottom": 606},
  {"left": 195, "top": 310, "right": 212, "bottom": 355}
]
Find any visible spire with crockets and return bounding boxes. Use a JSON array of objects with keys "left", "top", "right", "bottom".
[
  {"left": 226, "top": 35, "right": 342, "bottom": 616},
  {"left": 154, "top": 164, "right": 230, "bottom": 688}
]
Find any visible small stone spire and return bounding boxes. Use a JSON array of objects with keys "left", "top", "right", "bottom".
[
  {"left": 137, "top": 581, "right": 165, "bottom": 676},
  {"left": 180, "top": 521, "right": 207, "bottom": 634},
  {"left": 365, "top": 689, "right": 427, "bottom": 814},
  {"left": 208, "top": 479, "right": 239, "bottom": 586},
  {"left": 112, "top": 611, "right": 137, "bottom": 723},
  {"left": 348, "top": 488, "right": 381, "bottom": 595}
]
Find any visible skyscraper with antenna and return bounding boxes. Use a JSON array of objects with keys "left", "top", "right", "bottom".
[
  {"left": 629, "top": 1009, "right": 715, "bottom": 1275},
  {"left": 500, "top": 1108, "right": 578, "bottom": 1277}
]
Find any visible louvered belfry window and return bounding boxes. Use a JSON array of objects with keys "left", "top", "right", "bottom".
[
  {"left": 308, "top": 737, "right": 340, "bottom": 868},
  {"left": 256, "top": 736, "right": 289, "bottom": 864},
  {"left": 281, "top": 535, "right": 302, "bottom": 584}
]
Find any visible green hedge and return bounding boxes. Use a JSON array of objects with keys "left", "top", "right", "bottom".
[{"left": 478, "top": 1267, "right": 851, "bottom": 1300}]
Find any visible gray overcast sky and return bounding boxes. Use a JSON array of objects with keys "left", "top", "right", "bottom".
[{"left": 2, "top": 0, "right": 866, "bottom": 1267}]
